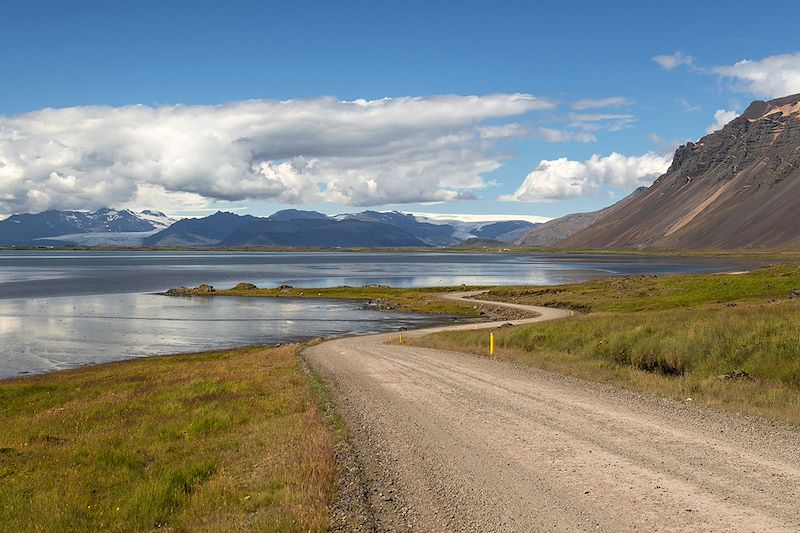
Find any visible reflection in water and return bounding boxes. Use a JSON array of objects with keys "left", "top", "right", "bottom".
[
  {"left": 0, "top": 294, "right": 448, "bottom": 379},
  {"left": 0, "top": 250, "right": 738, "bottom": 299}
]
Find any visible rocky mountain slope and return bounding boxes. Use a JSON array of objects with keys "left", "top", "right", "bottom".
[
  {"left": 517, "top": 188, "right": 646, "bottom": 247},
  {"left": 562, "top": 93, "right": 800, "bottom": 250}
]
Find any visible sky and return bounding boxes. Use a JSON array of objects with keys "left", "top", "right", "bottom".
[{"left": 2, "top": 0, "right": 800, "bottom": 220}]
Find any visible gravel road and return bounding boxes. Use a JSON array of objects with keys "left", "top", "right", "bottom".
[{"left": 303, "top": 293, "right": 800, "bottom": 532}]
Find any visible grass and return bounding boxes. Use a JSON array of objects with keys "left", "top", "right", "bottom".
[
  {"left": 483, "top": 263, "right": 800, "bottom": 312},
  {"left": 416, "top": 264, "right": 800, "bottom": 425},
  {"left": 169, "top": 284, "right": 488, "bottom": 317},
  {"left": 0, "top": 345, "right": 336, "bottom": 532}
]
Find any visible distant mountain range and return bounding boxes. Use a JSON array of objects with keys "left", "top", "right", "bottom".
[
  {"left": 0, "top": 208, "right": 175, "bottom": 246},
  {"left": 1, "top": 207, "right": 539, "bottom": 248},
  {"left": 143, "top": 209, "right": 539, "bottom": 248}
]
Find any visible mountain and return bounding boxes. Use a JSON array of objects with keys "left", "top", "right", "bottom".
[
  {"left": 339, "top": 211, "right": 457, "bottom": 245},
  {"left": 410, "top": 213, "right": 547, "bottom": 243},
  {"left": 219, "top": 218, "right": 426, "bottom": 247},
  {"left": 562, "top": 93, "right": 800, "bottom": 250},
  {"left": 267, "top": 209, "right": 330, "bottom": 222},
  {"left": 142, "top": 210, "right": 545, "bottom": 248},
  {"left": 0, "top": 208, "right": 176, "bottom": 246},
  {"left": 3, "top": 206, "right": 548, "bottom": 248},
  {"left": 142, "top": 211, "right": 258, "bottom": 246},
  {"left": 136, "top": 210, "right": 175, "bottom": 229},
  {"left": 471, "top": 220, "right": 538, "bottom": 243},
  {"left": 143, "top": 211, "right": 427, "bottom": 247},
  {"left": 517, "top": 187, "right": 647, "bottom": 247}
]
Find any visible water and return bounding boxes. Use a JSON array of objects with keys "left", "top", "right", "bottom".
[
  {"left": 0, "top": 294, "right": 444, "bottom": 378},
  {"left": 0, "top": 251, "right": 739, "bottom": 379}
]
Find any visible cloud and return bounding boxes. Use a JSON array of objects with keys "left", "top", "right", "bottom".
[
  {"left": 477, "top": 123, "right": 529, "bottom": 139},
  {"left": 568, "top": 113, "right": 637, "bottom": 132},
  {"left": 0, "top": 94, "right": 554, "bottom": 214},
  {"left": 531, "top": 127, "right": 597, "bottom": 143},
  {"left": 571, "top": 97, "right": 632, "bottom": 110},
  {"left": 676, "top": 97, "right": 701, "bottom": 112},
  {"left": 712, "top": 53, "right": 800, "bottom": 98},
  {"left": 502, "top": 152, "right": 672, "bottom": 202},
  {"left": 653, "top": 52, "right": 694, "bottom": 71},
  {"left": 477, "top": 124, "right": 596, "bottom": 143},
  {"left": 706, "top": 109, "right": 739, "bottom": 134}
]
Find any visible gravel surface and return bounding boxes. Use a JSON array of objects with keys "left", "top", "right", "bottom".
[{"left": 303, "top": 293, "right": 800, "bottom": 532}]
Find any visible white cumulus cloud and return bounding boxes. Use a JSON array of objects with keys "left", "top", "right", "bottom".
[
  {"left": 706, "top": 109, "right": 739, "bottom": 134},
  {"left": 502, "top": 152, "right": 672, "bottom": 202},
  {"left": 712, "top": 53, "right": 800, "bottom": 98},
  {"left": 0, "top": 94, "right": 554, "bottom": 214}
]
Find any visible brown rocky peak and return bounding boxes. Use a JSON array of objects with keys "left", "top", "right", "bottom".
[
  {"left": 559, "top": 92, "right": 800, "bottom": 250},
  {"left": 740, "top": 93, "right": 800, "bottom": 120}
]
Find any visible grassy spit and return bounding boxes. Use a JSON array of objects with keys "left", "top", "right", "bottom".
[
  {"left": 0, "top": 345, "right": 336, "bottom": 532},
  {"left": 169, "top": 284, "right": 488, "bottom": 317},
  {"left": 416, "top": 264, "right": 800, "bottom": 425}
]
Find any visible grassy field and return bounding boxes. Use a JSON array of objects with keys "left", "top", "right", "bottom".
[
  {"left": 482, "top": 263, "right": 800, "bottom": 312},
  {"left": 417, "top": 264, "right": 800, "bottom": 425},
  {"left": 168, "top": 284, "right": 487, "bottom": 317},
  {"left": 0, "top": 345, "right": 337, "bottom": 532}
]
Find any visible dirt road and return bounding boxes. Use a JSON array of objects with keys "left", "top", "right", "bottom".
[{"left": 303, "top": 293, "right": 800, "bottom": 532}]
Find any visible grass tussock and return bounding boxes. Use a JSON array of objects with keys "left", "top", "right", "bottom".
[
  {"left": 417, "top": 265, "right": 800, "bottom": 425},
  {"left": 0, "top": 345, "right": 335, "bottom": 532}
]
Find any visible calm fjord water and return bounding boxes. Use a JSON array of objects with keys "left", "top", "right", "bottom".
[{"left": 0, "top": 251, "right": 736, "bottom": 378}]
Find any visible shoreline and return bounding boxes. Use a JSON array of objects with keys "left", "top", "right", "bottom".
[
  {"left": 2, "top": 245, "right": 800, "bottom": 260},
  {"left": 2, "top": 260, "right": 781, "bottom": 382}
]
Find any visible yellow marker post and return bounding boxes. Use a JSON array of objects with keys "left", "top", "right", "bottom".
[
  {"left": 489, "top": 332, "right": 495, "bottom": 356},
  {"left": 399, "top": 331, "right": 403, "bottom": 344}
]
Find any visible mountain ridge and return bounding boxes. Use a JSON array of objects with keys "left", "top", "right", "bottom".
[
  {"left": 0, "top": 208, "right": 175, "bottom": 246},
  {"left": 561, "top": 93, "right": 800, "bottom": 250},
  {"left": 0, "top": 208, "right": 537, "bottom": 248}
]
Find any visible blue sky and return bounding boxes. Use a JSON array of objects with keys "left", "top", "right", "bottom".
[{"left": 2, "top": 0, "right": 800, "bottom": 219}]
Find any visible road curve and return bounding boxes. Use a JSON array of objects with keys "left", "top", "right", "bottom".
[{"left": 303, "top": 292, "right": 800, "bottom": 532}]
